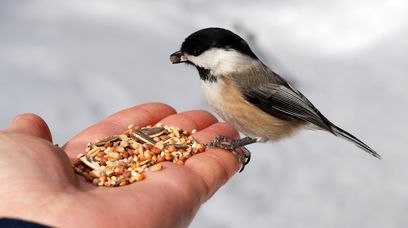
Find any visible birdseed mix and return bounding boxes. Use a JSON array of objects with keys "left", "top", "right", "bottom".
[{"left": 73, "top": 123, "right": 205, "bottom": 187}]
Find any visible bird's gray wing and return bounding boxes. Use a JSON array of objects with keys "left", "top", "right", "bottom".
[
  {"left": 241, "top": 75, "right": 381, "bottom": 158},
  {"left": 243, "top": 82, "right": 333, "bottom": 132}
]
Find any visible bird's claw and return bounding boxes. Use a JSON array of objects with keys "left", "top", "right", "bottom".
[{"left": 206, "top": 135, "right": 252, "bottom": 172}]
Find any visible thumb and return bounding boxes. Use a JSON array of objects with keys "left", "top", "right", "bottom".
[{"left": 3, "top": 113, "right": 53, "bottom": 142}]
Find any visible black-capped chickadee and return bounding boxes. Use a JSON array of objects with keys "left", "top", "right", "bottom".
[{"left": 170, "top": 27, "right": 380, "bottom": 171}]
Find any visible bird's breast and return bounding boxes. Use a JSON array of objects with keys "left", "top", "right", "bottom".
[{"left": 200, "top": 78, "right": 304, "bottom": 141}]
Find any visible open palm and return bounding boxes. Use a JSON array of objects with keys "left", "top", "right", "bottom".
[{"left": 0, "top": 103, "right": 240, "bottom": 228}]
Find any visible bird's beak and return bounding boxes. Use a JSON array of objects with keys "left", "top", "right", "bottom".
[{"left": 170, "top": 50, "right": 186, "bottom": 64}]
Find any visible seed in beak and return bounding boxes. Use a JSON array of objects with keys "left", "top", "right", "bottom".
[{"left": 170, "top": 50, "right": 183, "bottom": 64}]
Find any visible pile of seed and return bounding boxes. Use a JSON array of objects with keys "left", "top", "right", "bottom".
[{"left": 73, "top": 123, "right": 205, "bottom": 187}]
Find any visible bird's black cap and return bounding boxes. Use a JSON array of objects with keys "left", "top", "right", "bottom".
[{"left": 180, "top": 27, "right": 258, "bottom": 59}]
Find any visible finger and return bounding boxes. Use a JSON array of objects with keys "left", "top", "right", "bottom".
[
  {"left": 63, "top": 103, "right": 176, "bottom": 158},
  {"left": 185, "top": 122, "right": 240, "bottom": 201},
  {"left": 2, "top": 113, "right": 52, "bottom": 142},
  {"left": 159, "top": 109, "right": 218, "bottom": 132}
]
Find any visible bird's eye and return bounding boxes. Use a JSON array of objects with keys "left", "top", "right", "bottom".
[{"left": 191, "top": 49, "right": 200, "bottom": 56}]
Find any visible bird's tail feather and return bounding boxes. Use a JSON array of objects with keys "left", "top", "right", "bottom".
[{"left": 330, "top": 125, "right": 381, "bottom": 159}]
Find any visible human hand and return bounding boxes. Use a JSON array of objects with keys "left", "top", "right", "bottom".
[{"left": 0, "top": 103, "right": 240, "bottom": 227}]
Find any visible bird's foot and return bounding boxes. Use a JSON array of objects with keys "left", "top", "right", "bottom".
[{"left": 206, "top": 136, "right": 256, "bottom": 172}]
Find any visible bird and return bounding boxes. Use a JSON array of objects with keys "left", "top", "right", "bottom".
[{"left": 169, "top": 27, "right": 380, "bottom": 171}]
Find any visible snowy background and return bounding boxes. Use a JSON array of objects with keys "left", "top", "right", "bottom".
[{"left": 1, "top": 0, "right": 408, "bottom": 227}]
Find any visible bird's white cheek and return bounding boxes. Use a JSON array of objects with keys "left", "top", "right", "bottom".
[
  {"left": 187, "top": 48, "right": 255, "bottom": 76},
  {"left": 186, "top": 52, "right": 219, "bottom": 70}
]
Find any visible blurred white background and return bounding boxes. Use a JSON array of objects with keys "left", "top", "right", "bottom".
[{"left": 1, "top": 0, "right": 408, "bottom": 227}]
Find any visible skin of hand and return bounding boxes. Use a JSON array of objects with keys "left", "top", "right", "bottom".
[{"left": 0, "top": 103, "right": 240, "bottom": 228}]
